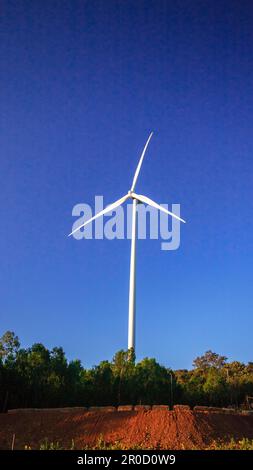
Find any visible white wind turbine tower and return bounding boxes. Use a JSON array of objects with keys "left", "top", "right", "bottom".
[{"left": 69, "top": 132, "right": 186, "bottom": 352}]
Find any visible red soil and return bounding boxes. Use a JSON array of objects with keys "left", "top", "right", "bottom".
[{"left": 1, "top": 408, "right": 253, "bottom": 450}]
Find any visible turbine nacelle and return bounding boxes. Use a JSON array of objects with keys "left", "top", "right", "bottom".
[{"left": 128, "top": 191, "right": 139, "bottom": 202}]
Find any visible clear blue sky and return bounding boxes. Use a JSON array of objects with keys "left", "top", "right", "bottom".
[{"left": 1, "top": 0, "right": 252, "bottom": 370}]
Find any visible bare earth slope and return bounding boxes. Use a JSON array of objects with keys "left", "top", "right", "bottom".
[{"left": 1, "top": 408, "right": 253, "bottom": 449}]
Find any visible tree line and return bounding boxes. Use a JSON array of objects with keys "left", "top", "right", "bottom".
[{"left": 0, "top": 331, "right": 252, "bottom": 411}]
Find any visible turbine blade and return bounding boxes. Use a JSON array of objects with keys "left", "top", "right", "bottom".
[
  {"left": 68, "top": 194, "right": 130, "bottom": 237},
  {"left": 132, "top": 193, "right": 186, "bottom": 223},
  {"left": 131, "top": 132, "right": 153, "bottom": 192}
]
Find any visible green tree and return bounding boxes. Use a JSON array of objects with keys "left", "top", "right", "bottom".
[
  {"left": 193, "top": 350, "right": 227, "bottom": 370},
  {"left": 112, "top": 350, "right": 135, "bottom": 404},
  {"left": 135, "top": 358, "right": 172, "bottom": 404},
  {"left": 91, "top": 361, "right": 114, "bottom": 405},
  {"left": 0, "top": 331, "right": 20, "bottom": 362},
  {"left": 179, "top": 369, "right": 205, "bottom": 406},
  {"left": 203, "top": 368, "right": 228, "bottom": 406}
]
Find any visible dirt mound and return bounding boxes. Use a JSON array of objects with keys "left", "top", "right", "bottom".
[{"left": 1, "top": 408, "right": 253, "bottom": 450}]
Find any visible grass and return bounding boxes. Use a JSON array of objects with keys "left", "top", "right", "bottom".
[
  {"left": 207, "top": 438, "right": 253, "bottom": 450},
  {"left": 22, "top": 436, "right": 253, "bottom": 450}
]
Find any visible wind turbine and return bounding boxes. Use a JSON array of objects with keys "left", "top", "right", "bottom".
[{"left": 69, "top": 132, "right": 186, "bottom": 352}]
